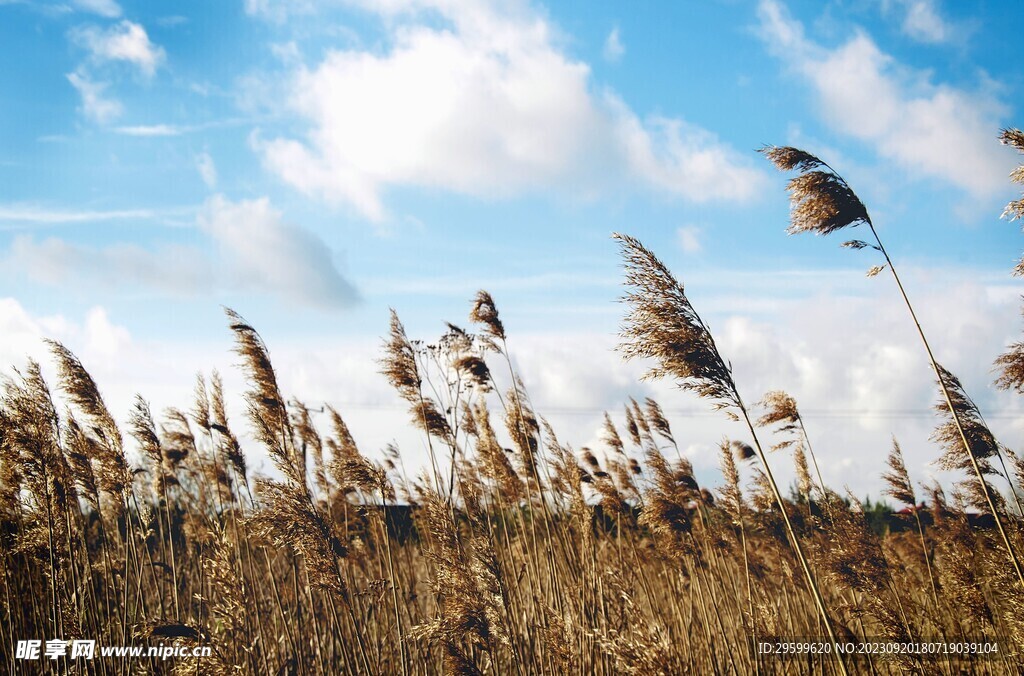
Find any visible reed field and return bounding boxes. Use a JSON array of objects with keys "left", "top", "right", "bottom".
[{"left": 3, "top": 135, "right": 1024, "bottom": 675}]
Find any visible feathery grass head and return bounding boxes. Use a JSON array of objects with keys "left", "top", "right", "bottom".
[
  {"left": 999, "top": 128, "right": 1024, "bottom": 274},
  {"left": 469, "top": 290, "right": 506, "bottom": 344},
  {"left": 932, "top": 365, "right": 1008, "bottom": 515},
  {"left": 717, "top": 439, "right": 745, "bottom": 518},
  {"left": 602, "top": 413, "right": 625, "bottom": 456},
  {"left": 380, "top": 309, "right": 422, "bottom": 402},
  {"left": 191, "top": 373, "right": 211, "bottom": 432},
  {"left": 644, "top": 397, "right": 675, "bottom": 446},
  {"left": 639, "top": 447, "right": 694, "bottom": 555},
  {"left": 47, "top": 342, "right": 129, "bottom": 500},
  {"left": 882, "top": 438, "right": 916, "bottom": 508},
  {"left": 1000, "top": 128, "right": 1024, "bottom": 224},
  {"left": 470, "top": 400, "right": 522, "bottom": 500},
  {"left": 760, "top": 146, "right": 870, "bottom": 236},
  {"left": 731, "top": 440, "right": 755, "bottom": 461},
  {"left": 209, "top": 369, "right": 247, "bottom": 482},
  {"left": 2, "top": 362, "right": 75, "bottom": 524},
  {"left": 249, "top": 478, "right": 348, "bottom": 597},
  {"left": 453, "top": 355, "right": 492, "bottom": 392},
  {"left": 793, "top": 445, "right": 812, "bottom": 500},
  {"left": 614, "top": 233, "right": 738, "bottom": 411},
  {"left": 225, "top": 308, "right": 298, "bottom": 481},
  {"left": 994, "top": 342, "right": 1024, "bottom": 392},
  {"left": 623, "top": 405, "right": 641, "bottom": 447},
  {"left": 62, "top": 414, "right": 100, "bottom": 511},
  {"left": 932, "top": 365, "right": 998, "bottom": 468},
  {"left": 757, "top": 390, "right": 799, "bottom": 428},
  {"left": 629, "top": 397, "right": 652, "bottom": 445},
  {"left": 994, "top": 303, "right": 1024, "bottom": 391},
  {"left": 128, "top": 395, "right": 164, "bottom": 495}
]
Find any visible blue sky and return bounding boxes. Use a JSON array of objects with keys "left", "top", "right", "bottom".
[{"left": 2, "top": 0, "right": 1023, "bottom": 497}]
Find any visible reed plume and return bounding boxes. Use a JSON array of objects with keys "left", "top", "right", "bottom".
[
  {"left": 763, "top": 145, "right": 1024, "bottom": 592},
  {"left": 613, "top": 232, "right": 847, "bottom": 674},
  {"left": 999, "top": 128, "right": 1024, "bottom": 274}
]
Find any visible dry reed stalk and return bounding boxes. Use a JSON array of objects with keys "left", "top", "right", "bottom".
[
  {"left": 882, "top": 439, "right": 941, "bottom": 612},
  {"left": 757, "top": 390, "right": 829, "bottom": 508},
  {"left": 762, "top": 145, "right": 1024, "bottom": 594},
  {"left": 613, "top": 231, "right": 849, "bottom": 675}
]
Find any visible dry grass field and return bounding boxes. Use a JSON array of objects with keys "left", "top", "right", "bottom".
[{"left": 2, "top": 136, "right": 1024, "bottom": 675}]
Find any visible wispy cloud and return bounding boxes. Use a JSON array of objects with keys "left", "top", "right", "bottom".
[
  {"left": 71, "top": 20, "right": 165, "bottom": 77},
  {"left": 0, "top": 204, "right": 163, "bottom": 226},
  {"left": 10, "top": 235, "right": 211, "bottom": 295},
  {"left": 677, "top": 226, "right": 702, "bottom": 254},
  {"left": 110, "top": 117, "right": 260, "bottom": 137},
  {"left": 66, "top": 71, "right": 122, "bottom": 123},
  {"left": 195, "top": 151, "right": 217, "bottom": 188},
  {"left": 756, "top": 0, "right": 1012, "bottom": 198},
  {"left": 71, "top": 0, "right": 121, "bottom": 18},
  {"left": 113, "top": 124, "right": 183, "bottom": 137},
  {"left": 603, "top": 26, "right": 624, "bottom": 62}
]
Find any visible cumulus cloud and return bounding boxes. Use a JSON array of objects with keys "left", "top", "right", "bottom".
[
  {"left": 6, "top": 196, "right": 359, "bottom": 309},
  {"left": 71, "top": 20, "right": 165, "bottom": 77},
  {"left": 757, "top": 0, "right": 1012, "bottom": 198},
  {"left": 256, "top": 0, "right": 766, "bottom": 220},
  {"left": 66, "top": 71, "right": 122, "bottom": 123},
  {"left": 611, "top": 102, "right": 765, "bottom": 202}
]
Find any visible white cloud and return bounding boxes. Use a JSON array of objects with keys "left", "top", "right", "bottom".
[
  {"left": 899, "top": 0, "right": 952, "bottom": 44},
  {"left": 677, "top": 226, "right": 702, "bottom": 254},
  {"left": 10, "top": 235, "right": 211, "bottom": 295},
  {"left": 198, "top": 195, "right": 359, "bottom": 308},
  {"left": 4, "top": 258, "right": 1022, "bottom": 499},
  {"left": 72, "top": 20, "right": 165, "bottom": 77},
  {"left": 195, "top": 151, "right": 218, "bottom": 188},
  {"left": 603, "top": 26, "right": 624, "bottom": 62},
  {"left": 244, "top": 0, "right": 316, "bottom": 21},
  {"left": 114, "top": 124, "right": 183, "bottom": 137},
  {"left": 611, "top": 101, "right": 766, "bottom": 203},
  {"left": 66, "top": 71, "right": 122, "bottom": 123},
  {"left": 5, "top": 196, "right": 359, "bottom": 309},
  {"left": 0, "top": 204, "right": 158, "bottom": 226},
  {"left": 256, "top": 0, "right": 765, "bottom": 220},
  {"left": 72, "top": 0, "right": 121, "bottom": 18},
  {"left": 757, "top": 0, "right": 1012, "bottom": 197}
]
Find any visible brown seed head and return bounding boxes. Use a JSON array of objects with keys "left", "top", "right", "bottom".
[
  {"left": 760, "top": 145, "right": 870, "bottom": 236},
  {"left": 614, "top": 233, "right": 738, "bottom": 410},
  {"left": 468, "top": 290, "right": 506, "bottom": 343}
]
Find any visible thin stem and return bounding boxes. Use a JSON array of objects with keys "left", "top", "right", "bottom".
[
  {"left": 736, "top": 395, "right": 849, "bottom": 676},
  {"left": 868, "top": 221, "right": 1024, "bottom": 592}
]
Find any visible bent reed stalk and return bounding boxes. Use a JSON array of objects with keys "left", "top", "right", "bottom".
[
  {"left": 762, "top": 145, "right": 1024, "bottom": 594},
  {"left": 613, "top": 232, "right": 849, "bottom": 676}
]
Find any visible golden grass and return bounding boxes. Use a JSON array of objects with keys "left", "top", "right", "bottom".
[{"left": 1, "top": 134, "right": 1023, "bottom": 674}]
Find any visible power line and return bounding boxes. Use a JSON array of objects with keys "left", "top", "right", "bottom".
[{"left": 300, "top": 401, "right": 1022, "bottom": 420}]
